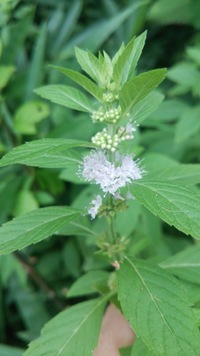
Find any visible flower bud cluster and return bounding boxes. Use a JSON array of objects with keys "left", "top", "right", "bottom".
[
  {"left": 91, "top": 105, "right": 121, "bottom": 123},
  {"left": 91, "top": 123, "right": 135, "bottom": 152},
  {"left": 103, "top": 92, "right": 118, "bottom": 103},
  {"left": 91, "top": 128, "right": 120, "bottom": 152}
]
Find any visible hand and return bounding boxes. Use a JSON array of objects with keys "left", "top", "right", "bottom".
[{"left": 93, "top": 304, "right": 135, "bottom": 356}]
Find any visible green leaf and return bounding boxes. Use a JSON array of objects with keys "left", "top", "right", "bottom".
[
  {"left": 13, "top": 189, "right": 39, "bottom": 217},
  {"left": 0, "top": 138, "right": 94, "bottom": 168},
  {"left": 0, "top": 65, "right": 15, "bottom": 90},
  {"left": 67, "top": 270, "right": 109, "bottom": 297},
  {"left": 35, "top": 85, "right": 94, "bottom": 113},
  {"left": 0, "top": 344, "right": 25, "bottom": 356},
  {"left": 131, "top": 91, "right": 164, "bottom": 125},
  {"left": 25, "top": 24, "right": 46, "bottom": 100},
  {"left": 119, "top": 69, "right": 167, "bottom": 116},
  {"left": 75, "top": 47, "right": 102, "bottom": 83},
  {"left": 175, "top": 106, "right": 200, "bottom": 143},
  {"left": 24, "top": 297, "right": 107, "bottom": 356},
  {"left": 14, "top": 101, "right": 49, "bottom": 135},
  {"left": 145, "top": 154, "right": 200, "bottom": 185},
  {"left": 75, "top": 48, "right": 112, "bottom": 87},
  {"left": 0, "top": 206, "right": 81, "bottom": 254},
  {"left": 151, "top": 99, "right": 188, "bottom": 122},
  {"left": 51, "top": 65, "right": 103, "bottom": 101},
  {"left": 118, "top": 257, "right": 200, "bottom": 355},
  {"left": 131, "top": 338, "right": 152, "bottom": 355},
  {"left": 130, "top": 179, "right": 200, "bottom": 239},
  {"left": 187, "top": 47, "right": 200, "bottom": 66},
  {"left": 154, "top": 164, "right": 200, "bottom": 185},
  {"left": 167, "top": 62, "right": 199, "bottom": 88},
  {"left": 160, "top": 245, "right": 200, "bottom": 284},
  {"left": 62, "top": 2, "right": 148, "bottom": 58},
  {"left": 113, "top": 31, "right": 147, "bottom": 86}
]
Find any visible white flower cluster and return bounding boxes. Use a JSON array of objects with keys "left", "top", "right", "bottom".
[
  {"left": 88, "top": 195, "right": 102, "bottom": 219},
  {"left": 81, "top": 150, "right": 142, "bottom": 195},
  {"left": 91, "top": 123, "right": 136, "bottom": 152},
  {"left": 91, "top": 106, "right": 121, "bottom": 123}
]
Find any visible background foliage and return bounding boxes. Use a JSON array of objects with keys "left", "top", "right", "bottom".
[{"left": 0, "top": 0, "right": 200, "bottom": 354}]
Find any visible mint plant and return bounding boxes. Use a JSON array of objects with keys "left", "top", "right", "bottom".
[{"left": 0, "top": 32, "right": 200, "bottom": 355}]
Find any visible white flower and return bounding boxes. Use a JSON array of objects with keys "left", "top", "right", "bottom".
[
  {"left": 88, "top": 195, "right": 102, "bottom": 219},
  {"left": 81, "top": 150, "right": 143, "bottom": 195}
]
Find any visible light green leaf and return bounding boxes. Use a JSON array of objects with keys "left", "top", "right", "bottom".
[
  {"left": 113, "top": 31, "right": 147, "bottom": 86},
  {"left": 0, "top": 344, "right": 25, "bottom": 356},
  {"left": 67, "top": 270, "right": 109, "bottom": 297},
  {"left": 75, "top": 47, "right": 102, "bottom": 83},
  {"left": 131, "top": 91, "right": 164, "bottom": 125},
  {"left": 118, "top": 257, "right": 200, "bottom": 355},
  {"left": 155, "top": 164, "right": 200, "bottom": 185},
  {"left": 0, "top": 207, "right": 81, "bottom": 254},
  {"left": 13, "top": 190, "right": 39, "bottom": 217},
  {"left": 119, "top": 69, "right": 166, "bottom": 116},
  {"left": 24, "top": 297, "right": 107, "bottom": 356},
  {"left": 187, "top": 47, "right": 200, "bottom": 66},
  {"left": 51, "top": 65, "right": 103, "bottom": 101},
  {"left": 35, "top": 85, "right": 93, "bottom": 113},
  {"left": 167, "top": 62, "right": 199, "bottom": 88},
  {"left": 151, "top": 99, "right": 188, "bottom": 122},
  {"left": 75, "top": 48, "right": 112, "bottom": 87},
  {"left": 0, "top": 138, "right": 94, "bottom": 168},
  {"left": 175, "top": 106, "right": 200, "bottom": 143},
  {"left": 14, "top": 101, "right": 49, "bottom": 135},
  {"left": 0, "top": 65, "right": 15, "bottom": 90},
  {"left": 160, "top": 245, "right": 200, "bottom": 284},
  {"left": 130, "top": 179, "right": 200, "bottom": 239}
]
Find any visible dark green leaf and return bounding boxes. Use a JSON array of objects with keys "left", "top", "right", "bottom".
[
  {"left": 119, "top": 69, "right": 167, "bottom": 116},
  {"left": 24, "top": 298, "right": 107, "bottom": 356},
  {"left": 35, "top": 85, "right": 94, "bottom": 113},
  {"left": 131, "top": 179, "right": 200, "bottom": 239},
  {"left": 118, "top": 257, "right": 200, "bottom": 355},
  {"left": 51, "top": 65, "right": 103, "bottom": 101},
  {"left": 0, "top": 207, "right": 81, "bottom": 254},
  {"left": 0, "top": 139, "right": 94, "bottom": 168}
]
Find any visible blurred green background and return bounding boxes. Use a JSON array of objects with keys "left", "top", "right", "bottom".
[{"left": 0, "top": 0, "right": 200, "bottom": 353}]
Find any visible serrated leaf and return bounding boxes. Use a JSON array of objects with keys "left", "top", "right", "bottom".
[
  {"left": 113, "top": 31, "right": 147, "bottom": 86},
  {"left": 130, "top": 179, "right": 200, "bottom": 239},
  {"left": 0, "top": 207, "right": 81, "bottom": 254},
  {"left": 160, "top": 245, "right": 200, "bottom": 284},
  {"left": 67, "top": 270, "right": 109, "bottom": 297},
  {"left": 119, "top": 69, "right": 166, "bottom": 116},
  {"left": 24, "top": 297, "right": 107, "bottom": 356},
  {"left": 50, "top": 65, "right": 103, "bottom": 101},
  {"left": 0, "top": 138, "right": 94, "bottom": 168},
  {"left": 35, "top": 85, "right": 93, "bottom": 113},
  {"left": 118, "top": 257, "right": 200, "bottom": 355}
]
